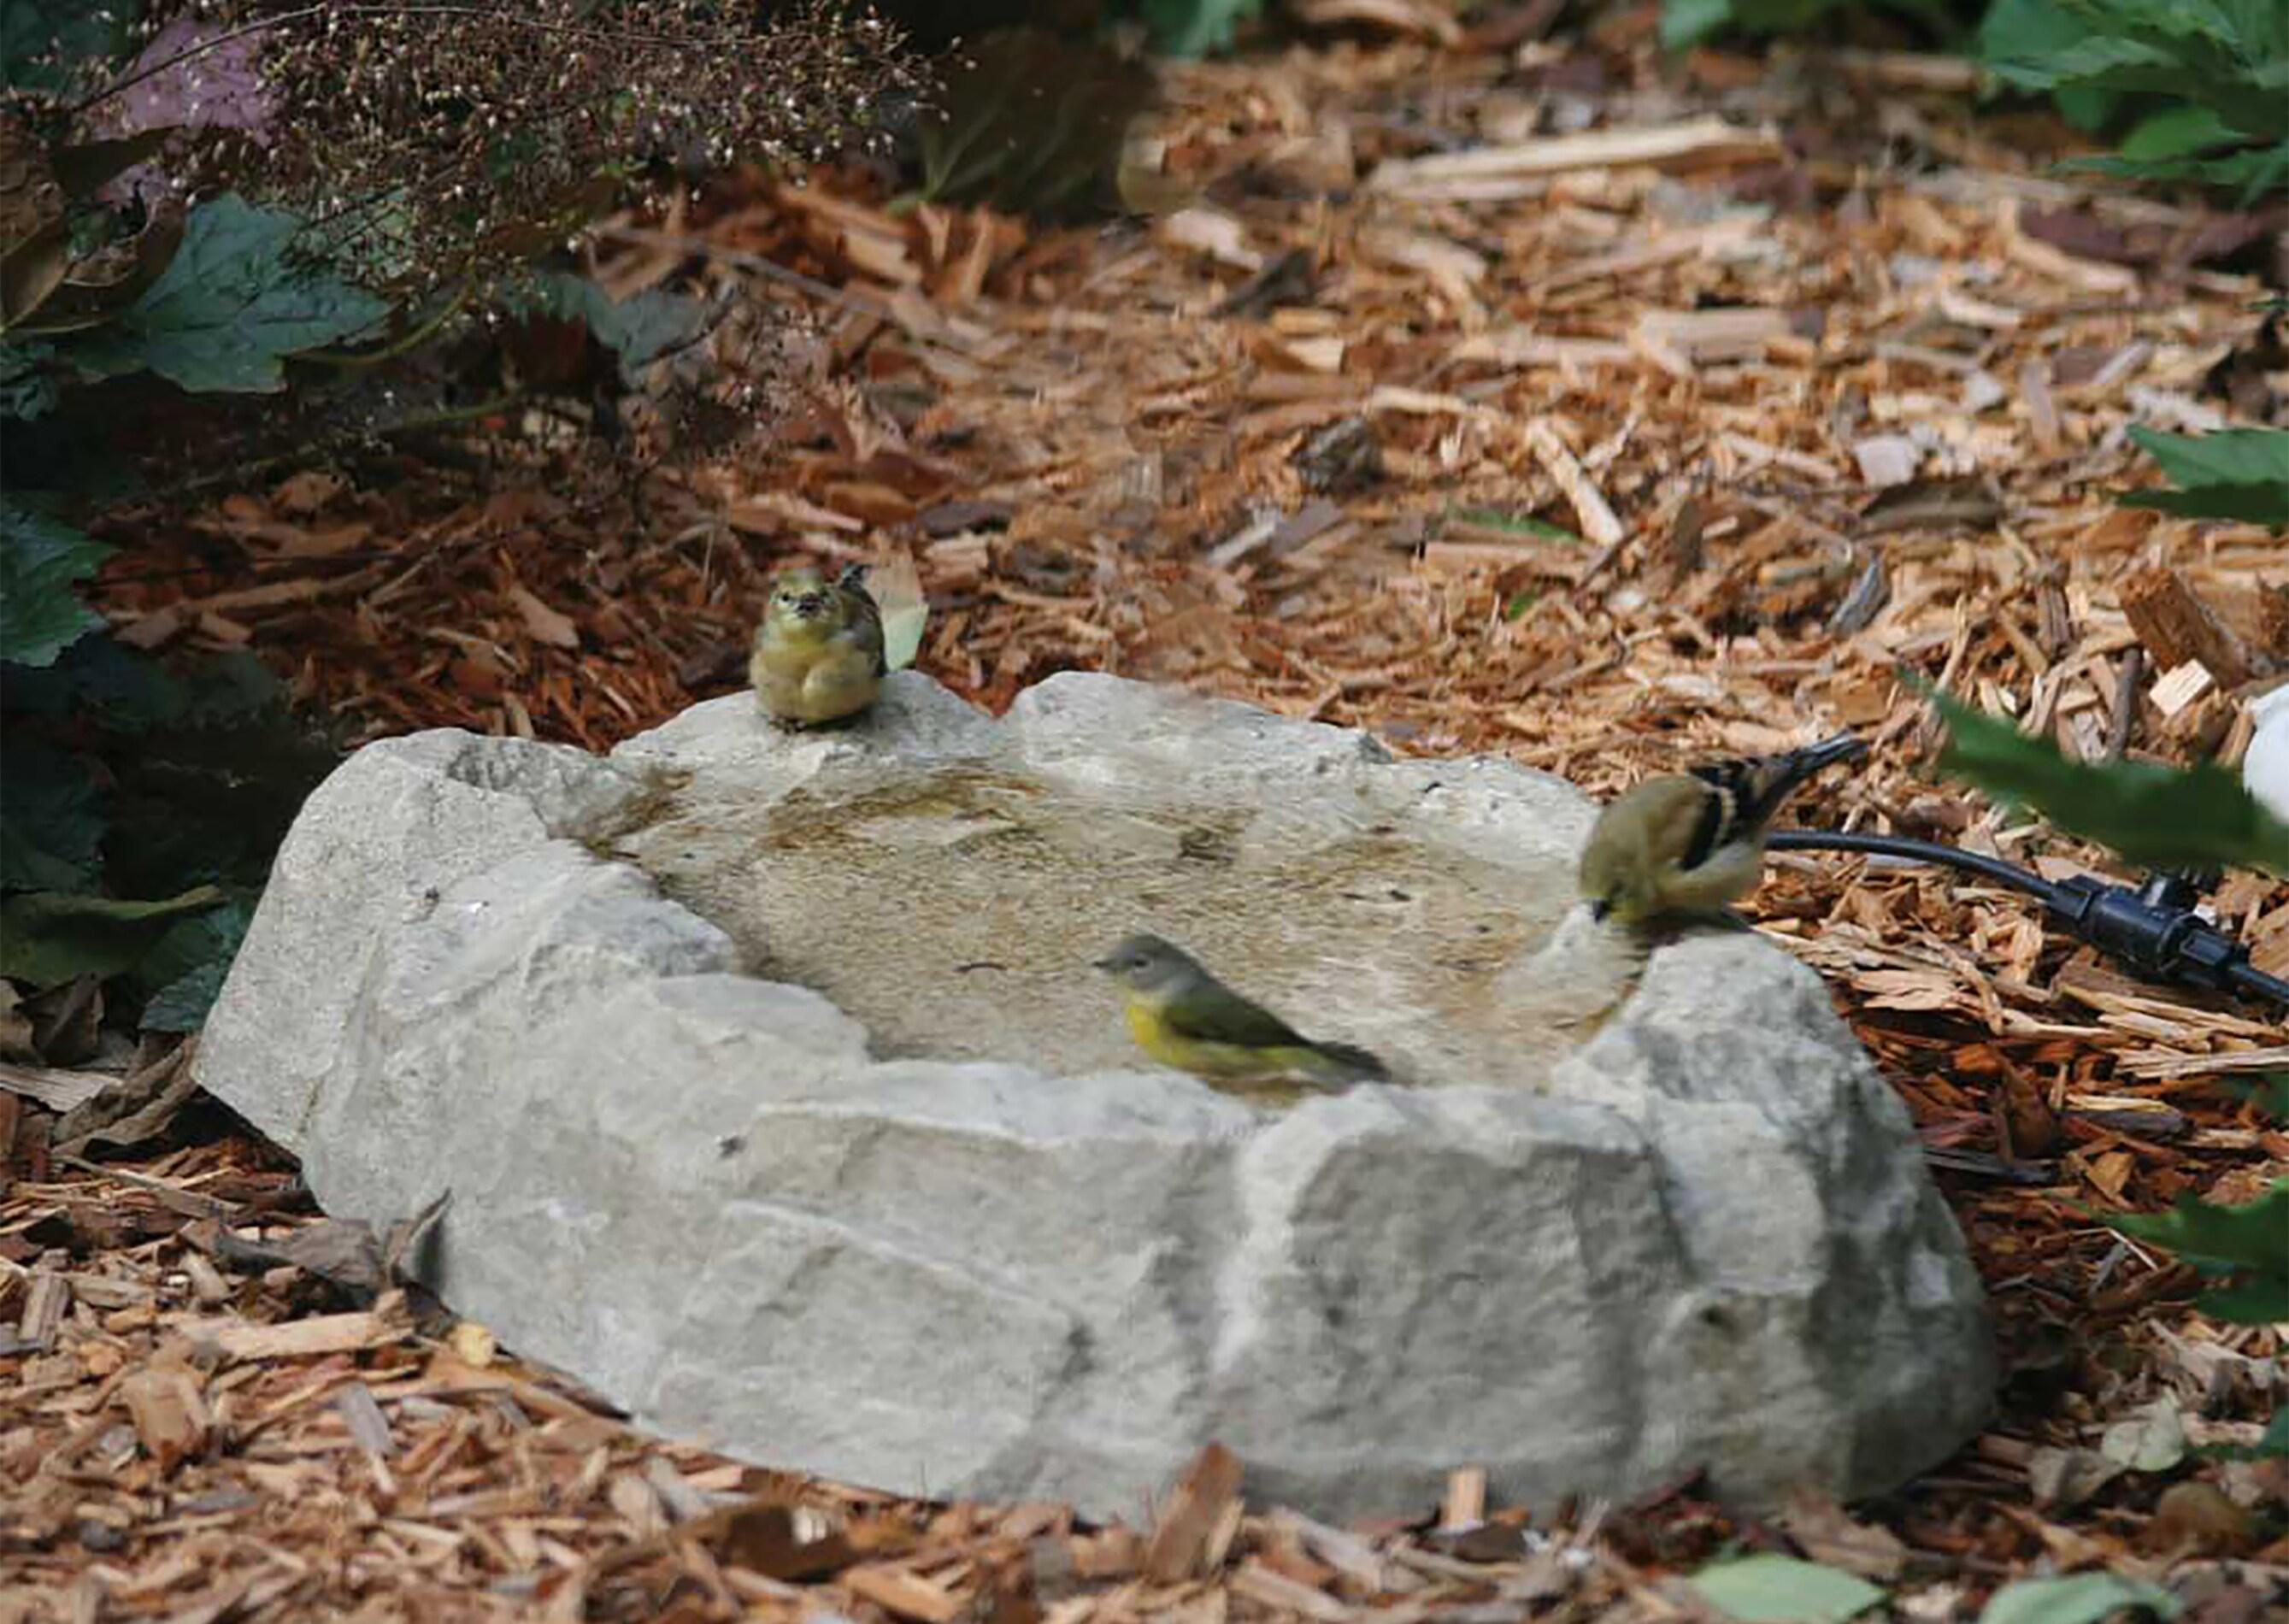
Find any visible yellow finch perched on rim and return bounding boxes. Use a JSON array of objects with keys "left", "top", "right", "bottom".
[
  {"left": 1579, "top": 733, "right": 1866, "bottom": 926},
  {"left": 750, "top": 558, "right": 927, "bottom": 727},
  {"left": 1093, "top": 933, "right": 1388, "bottom": 1097}
]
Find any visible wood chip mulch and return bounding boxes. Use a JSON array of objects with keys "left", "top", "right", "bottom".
[{"left": 9, "top": 13, "right": 2288, "bottom": 1621}]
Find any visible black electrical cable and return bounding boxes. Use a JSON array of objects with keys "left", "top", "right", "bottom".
[
  {"left": 1768, "top": 829, "right": 2064, "bottom": 906},
  {"left": 1765, "top": 828, "right": 2289, "bottom": 1013}
]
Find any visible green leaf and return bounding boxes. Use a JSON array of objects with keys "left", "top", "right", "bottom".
[
  {"left": 0, "top": 497, "right": 110, "bottom": 668},
  {"left": 1928, "top": 687, "right": 2289, "bottom": 874},
  {"left": 2107, "top": 1180, "right": 2289, "bottom": 1325},
  {"left": 1452, "top": 506, "right": 1584, "bottom": 544},
  {"left": 915, "top": 28, "right": 1158, "bottom": 217},
  {"left": 2127, "top": 424, "right": 2289, "bottom": 489},
  {"left": 0, "top": 631, "right": 185, "bottom": 729},
  {"left": 1975, "top": 0, "right": 2289, "bottom": 197},
  {"left": 0, "top": 739, "right": 104, "bottom": 893},
  {"left": 1, "top": 340, "right": 60, "bottom": 421},
  {"left": 2218, "top": 1071, "right": 2289, "bottom": 1117},
  {"left": 1140, "top": 0, "right": 1263, "bottom": 58},
  {"left": 2197, "top": 1274, "right": 2289, "bottom": 1321},
  {"left": 2121, "top": 103, "right": 2243, "bottom": 160},
  {"left": 1687, "top": 1555, "right": 1886, "bottom": 1623},
  {"left": 2201, "top": 1406, "right": 2289, "bottom": 1461},
  {"left": 0, "top": 884, "right": 226, "bottom": 990},
  {"left": 62, "top": 195, "right": 388, "bottom": 394},
  {"left": 132, "top": 891, "right": 253, "bottom": 999},
  {"left": 509, "top": 273, "right": 704, "bottom": 385},
  {"left": 1662, "top": 0, "right": 1738, "bottom": 49},
  {"left": 135, "top": 892, "right": 256, "bottom": 1032},
  {"left": 2121, "top": 426, "right": 2289, "bottom": 527},
  {"left": 2122, "top": 481, "right": 2289, "bottom": 523},
  {"left": 0, "top": 1, "right": 130, "bottom": 94},
  {"left": 140, "top": 954, "right": 231, "bottom": 1033},
  {"left": 1978, "top": 1572, "right": 2182, "bottom": 1624},
  {"left": 2078, "top": 138, "right": 2289, "bottom": 197}
]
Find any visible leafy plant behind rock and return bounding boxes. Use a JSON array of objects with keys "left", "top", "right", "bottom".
[
  {"left": 1924, "top": 692, "right": 2287, "bottom": 1334},
  {"left": 1979, "top": 0, "right": 2289, "bottom": 197},
  {"left": 0, "top": 0, "right": 925, "bottom": 1050}
]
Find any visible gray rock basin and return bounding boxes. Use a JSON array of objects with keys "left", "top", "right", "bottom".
[{"left": 196, "top": 671, "right": 1994, "bottom": 1522}]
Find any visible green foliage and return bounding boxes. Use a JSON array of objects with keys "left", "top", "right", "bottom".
[
  {"left": 135, "top": 893, "right": 258, "bottom": 1032},
  {"left": 2106, "top": 1180, "right": 2289, "bottom": 1324},
  {"left": 1687, "top": 1555, "right": 1887, "bottom": 1623},
  {"left": 0, "top": 0, "right": 130, "bottom": 93},
  {"left": 0, "top": 742, "right": 103, "bottom": 892},
  {"left": 1979, "top": 0, "right": 2289, "bottom": 196},
  {"left": 1979, "top": 0, "right": 2121, "bottom": 127},
  {"left": 1, "top": 639, "right": 338, "bottom": 1035},
  {"left": 2119, "top": 425, "right": 2289, "bottom": 526},
  {"left": 509, "top": 273, "right": 707, "bottom": 385},
  {"left": 2, "top": 1, "right": 903, "bottom": 1052},
  {"left": 1452, "top": 506, "right": 1585, "bottom": 544},
  {"left": 61, "top": 196, "right": 390, "bottom": 394},
  {"left": 0, "top": 886, "right": 227, "bottom": 990},
  {"left": 1929, "top": 687, "right": 2289, "bottom": 875},
  {"left": 2199, "top": 1405, "right": 2289, "bottom": 1461},
  {"left": 2221, "top": 1071, "right": 2289, "bottom": 1117},
  {"left": 1663, "top": 0, "right": 1964, "bottom": 50},
  {"left": 1139, "top": 0, "right": 1264, "bottom": 58},
  {"left": 0, "top": 497, "right": 110, "bottom": 668},
  {"left": 914, "top": 28, "right": 1158, "bottom": 216},
  {"left": 1977, "top": 1573, "right": 2183, "bottom": 1624},
  {"left": 0, "top": 342, "right": 61, "bottom": 421}
]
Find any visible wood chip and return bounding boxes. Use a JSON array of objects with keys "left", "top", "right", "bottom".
[
  {"left": 1144, "top": 1443, "right": 1245, "bottom": 1584},
  {"left": 1368, "top": 115, "right": 1780, "bottom": 194},
  {"left": 1852, "top": 434, "right": 1923, "bottom": 487},
  {"left": 120, "top": 1368, "right": 211, "bottom": 1473},
  {"left": 0, "top": 1061, "right": 113, "bottom": 1112},
  {"left": 1523, "top": 420, "right": 1625, "bottom": 545},
  {"left": 1230, "top": 1558, "right": 1353, "bottom": 1622},
  {"left": 1439, "top": 1467, "right": 1486, "bottom": 1531},
  {"left": 844, "top": 1565, "right": 963, "bottom": 1624},
  {"left": 509, "top": 585, "right": 581, "bottom": 650},
  {"left": 335, "top": 1380, "right": 397, "bottom": 1456},
  {"left": 2121, "top": 566, "right": 2269, "bottom": 688},
  {"left": 184, "top": 1306, "right": 410, "bottom": 1362},
  {"left": 2150, "top": 659, "right": 2213, "bottom": 719}
]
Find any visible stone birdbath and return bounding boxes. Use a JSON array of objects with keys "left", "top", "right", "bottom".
[{"left": 197, "top": 672, "right": 1993, "bottom": 1523}]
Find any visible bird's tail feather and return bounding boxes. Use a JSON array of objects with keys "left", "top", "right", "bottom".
[{"left": 1728, "top": 731, "right": 1866, "bottom": 824}]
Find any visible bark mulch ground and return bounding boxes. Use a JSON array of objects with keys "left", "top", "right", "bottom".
[{"left": 5, "top": 14, "right": 2286, "bottom": 1621}]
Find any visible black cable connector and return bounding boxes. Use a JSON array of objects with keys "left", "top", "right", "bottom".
[{"left": 1764, "top": 829, "right": 2289, "bottom": 1013}]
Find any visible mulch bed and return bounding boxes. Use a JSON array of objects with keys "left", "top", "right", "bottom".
[{"left": 6, "top": 10, "right": 2286, "bottom": 1620}]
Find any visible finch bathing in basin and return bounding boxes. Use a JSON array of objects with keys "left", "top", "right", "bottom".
[
  {"left": 1578, "top": 733, "right": 1867, "bottom": 927},
  {"left": 1093, "top": 933, "right": 1387, "bottom": 1101}
]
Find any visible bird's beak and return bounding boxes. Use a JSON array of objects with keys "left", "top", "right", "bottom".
[
  {"left": 1091, "top": 955, "right": 1118, "bottom": 973},
  {"left": 1588, "top": 898, "right": 1611, "bottom": 922}
]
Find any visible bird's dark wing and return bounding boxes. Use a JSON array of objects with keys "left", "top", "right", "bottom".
[
  {"left": 1163, "top": 980, "right": 1315, "bottom": 1049},
  {"left": 1676, "top": 780, "right": 1733, "bottom": 870},
  {"left": 834, "top": 569, "right": 889, "bottom": 676},
  {"left": 1690, "top": 732, "right": 1865, "bottom": 838}
]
